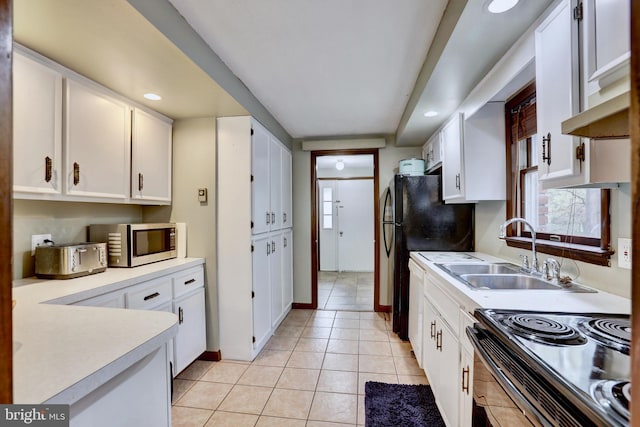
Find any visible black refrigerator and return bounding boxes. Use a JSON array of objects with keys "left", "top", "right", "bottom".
[{"left": 383, "top": 174, "right": 474, "bottom": 340}]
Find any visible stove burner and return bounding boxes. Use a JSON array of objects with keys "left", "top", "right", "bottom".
[
  {"left": 592, "top": 380, "right": 630, "bottom": 422},
  {"left": 578, "top": 318, "right": 631, "bottom": 354},
  {"left": 501, "top": 314, "right": 587, "bottom": 346}
]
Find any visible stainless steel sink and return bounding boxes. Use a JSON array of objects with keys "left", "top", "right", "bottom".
[
  {"left": 459, "top": 274, "right": 562, "bottom": 290},
  {"left": 437, "top": 262, "right": 522, "bottom": 275},
  {"left": 435, "top": 262, "right": 596, "bottom": 292}
]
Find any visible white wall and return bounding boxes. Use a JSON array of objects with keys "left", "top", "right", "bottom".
[
  {"left": 13, "top": 200, "right": 142, "bottom": 280},
  {"left": 474, "top": 184, "right": 631, "bottom": 298},
  {"left": 143, "top": 117, "right": 220, "bottom": 351},
  {"left": 291, "top": 141, "right": 420, "bottom": 306}
]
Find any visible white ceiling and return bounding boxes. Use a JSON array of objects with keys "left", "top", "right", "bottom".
[
  {"left": 14, "top": 0, "right": 554, "bottom": 147},
  {"left": 168, "top": 0, "right": 447, "bottom": 139}
]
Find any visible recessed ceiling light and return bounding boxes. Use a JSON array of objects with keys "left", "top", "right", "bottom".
[
  {"left": 488, "top": 0, "right": 519, "bottom": 13},
  {"left": 335, "top": 160, "right": 345, "bottom": 171},
  {"left": 144, "top": 93, "right": 162, "bottom": 101},
  {"left": 423, "top": 111, "right": 439, "bottom": 118}
]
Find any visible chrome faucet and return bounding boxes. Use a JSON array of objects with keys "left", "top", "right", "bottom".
[
  {"left": 542, "top": 257, "right": 562, "bottom": 283},
  {"left": 499, "top": 217, "right": 539, "bottom": 274}
]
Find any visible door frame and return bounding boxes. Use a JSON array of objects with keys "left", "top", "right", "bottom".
[{"left": 309, "top": 149, "right": 383, "bottom": 312}]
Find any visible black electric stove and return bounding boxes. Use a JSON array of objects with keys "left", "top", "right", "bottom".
[{"left": 467, "top": 309, "right": 630, "bottom": 427}]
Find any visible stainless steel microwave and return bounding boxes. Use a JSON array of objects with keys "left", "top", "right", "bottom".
[{"left": 89, "top": 223, "right": 177, "bottom": 267}]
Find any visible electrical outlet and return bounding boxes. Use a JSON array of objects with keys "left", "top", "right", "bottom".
[
  {"left": 31, "top": 234, "right": 52, "bottom": 256},
  {"left": 618, "top": 238, "right": 632, "bottom": 269}
]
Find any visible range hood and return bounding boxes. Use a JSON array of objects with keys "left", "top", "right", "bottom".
[{"left": 561, "top": 91, "right": 629, "bottom": 138}]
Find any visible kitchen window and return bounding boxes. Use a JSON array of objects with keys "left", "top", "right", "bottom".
[{"left": 504, "top": 82, "right": 612, "bottom": 265}]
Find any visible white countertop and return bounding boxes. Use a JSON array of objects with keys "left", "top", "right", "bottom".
[
  {"left": 12, "top": 257, "right": 205, "bottom": 404},
  {"left": 411, "top": 251, "right": 631, "bottom": 315}
]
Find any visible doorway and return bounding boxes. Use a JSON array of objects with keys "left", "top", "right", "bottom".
[{"left": 311, "top": 150, "right": 380, "bottom": 312}]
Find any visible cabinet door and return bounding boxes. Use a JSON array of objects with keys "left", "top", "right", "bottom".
[
  {"left": 270, "top": 233, "right": 283, "bottom": 327},
  {"left": 535, "top": 0, "right": 582, "bottom": 184},
  {"left": 459, "top": 346, "right": 474, "bottom": 427},
  {"left": 131, "top": 108, "right": 172, "bottom": 203},
  {"left": 251, "top": 121, "right": 271, "bottom": 234},
  {"left": 65, "top": 79, "right": 131, "bottom": 199},
  {"left": 408, "top": 259, "right": 424, "bottom": 368},
  {"left": 441, "top": 113, "right": 464, "bottom": 201},
  {"left": 421, "top": 299, "right": 438, "bottom": 383},
  {"left": 13, "top": 51, "right": 63, "bottom": 195},
  {"left": 269, "top": 138, "right": 283, "bottom": 230},
  {"left": 586, "top": 0, "right": 630, "bottom": 83},
  {"left": 282, "top": 230, "right": 293, "bottom": 311},
  {"left": 173, "top": 288, "right": 206, "bottom": 374},
  {"left": 281, "top": 148, "right": 293, "bottom": 227},
  {"left": 252, "top": 235, "right": 272, "bottom": 350}
]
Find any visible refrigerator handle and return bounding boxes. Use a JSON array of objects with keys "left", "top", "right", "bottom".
[{"left": 383, "top": 187, "right": 393, "bottom": 258}]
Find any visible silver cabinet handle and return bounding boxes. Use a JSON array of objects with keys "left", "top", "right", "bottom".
[
  {"left": 271, "top": 241, "right": 276, "bottom": 253},
  {"left": 462, "top": 366, "right": 470, "bottom": 394},
  {"left": 271, "top": 212, "right": 275, "bottom": 223},
  {"left": 283, "top": 212, "right": 287, "bottom": 223},
  {"left": 138, "top": 173, "right": 144, "bottom": 191},
  {"left": 284, "top": 237, "right": 287, "bottom": 248},
  {"left": 266, "top": 211, "right": 271, "bottom": 224}
]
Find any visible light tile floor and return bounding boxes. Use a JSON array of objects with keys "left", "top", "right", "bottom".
[
  {"left": 318, "top": 271, "right": 374, "bottom": 311},
  {"left": 172, "top": 309, "right": 428, "bottom": 427}
]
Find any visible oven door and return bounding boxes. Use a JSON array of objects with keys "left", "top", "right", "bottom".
[{"left": 466, "top": 326, "right": 597, "bottom": 427}]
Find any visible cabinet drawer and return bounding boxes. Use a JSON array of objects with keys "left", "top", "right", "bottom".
[
  {"left": 73, "top": 291, "right": 125, "bottom": 308},
  {"left": 172, "top": 266, "right": 205, "bottom": 298},
  {"left": 126, "top": 277, "right": 172, "bottom": 310},
  {"left": 425, "top": 278, "right": 460, "bottom": 336}
]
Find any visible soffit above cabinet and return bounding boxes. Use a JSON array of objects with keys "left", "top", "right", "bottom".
[
  {"left": 561, "top": 91, "right": 629, "bottom": 138},
  {"left": 13, "top": 0, "right": 247, "bottom": 120}
]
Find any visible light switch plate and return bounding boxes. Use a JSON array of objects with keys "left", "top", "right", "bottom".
[{"left": 618, "top": 238, "right": 632, "bottom": 269}]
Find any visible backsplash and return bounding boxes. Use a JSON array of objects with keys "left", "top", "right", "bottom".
[
  {"left": 13, "top": 200, "right": 142, "bottom": 280},
  {"left": 474, "top": 184, "right": 632, "bottom": 299}
]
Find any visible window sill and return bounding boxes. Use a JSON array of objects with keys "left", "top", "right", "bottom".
[{"left": 504, "top": 237, "right": 613, "bottom": 266}]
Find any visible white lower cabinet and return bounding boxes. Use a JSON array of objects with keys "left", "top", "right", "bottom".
[
  {"left": 70, "top": 264, "right": 206, "bottom": 377},
  {"left": 173, "top": 288, "right": 206, "bottom": 374},
  {"left": 408, "top": 258, "right": 424, "bottom": 367},
  {"left": 419, "top": 261, "right": 477, "bottom": 427},
  {"left": 70, "top": 345, "right": 171, "bottom": 427}
]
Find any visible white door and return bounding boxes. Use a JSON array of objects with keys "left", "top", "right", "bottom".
[{"left": 336, "top": 179, "right": 374, "bottom": 272}]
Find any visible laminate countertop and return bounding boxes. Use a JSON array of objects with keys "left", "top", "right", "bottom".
[
  {"left": 12, "top": 257, "right": 204, "bottom": 404},
  {"left": 410, "top": 251, "right": 630, "bottom": 315}
]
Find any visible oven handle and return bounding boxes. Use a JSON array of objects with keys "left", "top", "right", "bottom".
[{"left": 465, "top": 326, "right": 550, "bottom": 427}]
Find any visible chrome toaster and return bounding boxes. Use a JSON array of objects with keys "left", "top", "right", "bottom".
[{"left": 35, "top": 242, "right": 107, "bottom": 279}]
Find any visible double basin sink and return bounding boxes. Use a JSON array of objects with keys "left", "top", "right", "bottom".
[{"left": 436, "top": 262, "right": 595, "bottom": 292}]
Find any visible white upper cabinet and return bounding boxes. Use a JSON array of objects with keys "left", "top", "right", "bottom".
[
  {"left": 65, "top": 79, "right": 131, "bottom": 200},
  {"left": 13, "top": 50, "right": 62, "bottom": 195},
  {"left": 441, "top": 113, "right": 465, "bottom": 201},
  {"left": 269, "top": 136, "right": 283, "bottom": 230},
  {"left": 422, "top": 131, "right": 442, "bottom": 173},
  {"left": 535, "top": 0, "right": 582, "bottom": 187},
  {"left": 131, "top": 108, "right": 173, "bottom": 204},
  {"left": 281, "top": 148, "right": 293, "bottom": 227},
  {"left": 251, "top": 121, "right": 271, "bottom": 234},
  {"left": 13, "top": 45, "right": 172, "bottom": 204},
  {"left": 441, "top": 106, "right": 506, "bottom": 203},
  {"left": 584, "top": 0, "right": 630, "bottom": 87}
]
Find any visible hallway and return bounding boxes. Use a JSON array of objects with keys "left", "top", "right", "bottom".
[{"left": 317, "top": 271, "right": 374, "bottom": 311}]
